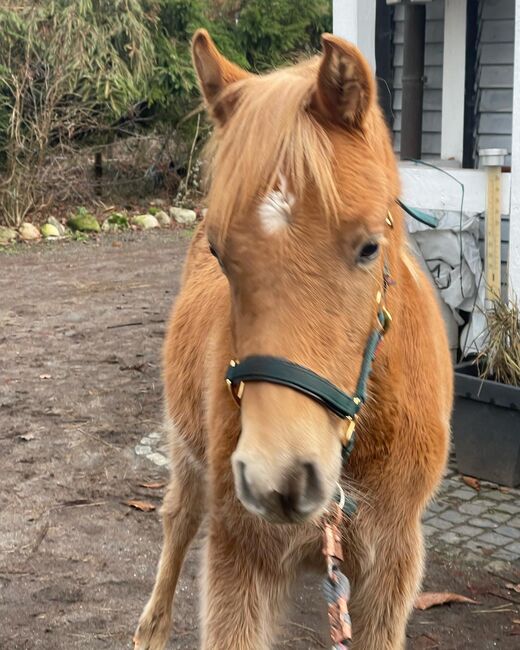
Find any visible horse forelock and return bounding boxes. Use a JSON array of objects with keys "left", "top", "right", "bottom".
[{"left": 203, "top": 59, "right": 351, "bottom": 243}]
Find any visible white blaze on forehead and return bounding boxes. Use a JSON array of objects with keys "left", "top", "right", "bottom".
[{"left": 258, "top": 175, "right": 295, "bottom": 234}]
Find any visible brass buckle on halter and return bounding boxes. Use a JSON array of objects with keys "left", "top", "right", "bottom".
[
  {"left": 381, "top": 306, "right": 392, "bottom": 333},
  {"left": 226, "top": 359, "right": 245, "bottom": 406},
  {"left": 341, "top": 415, "right": 357, "bottom": 447}
]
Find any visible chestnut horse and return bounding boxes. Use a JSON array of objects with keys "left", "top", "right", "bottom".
[{"left": 134, "top": 30, "right": 452, "bottom": 650}]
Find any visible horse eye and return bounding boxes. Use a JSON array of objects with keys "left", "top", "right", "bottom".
[
  {"left": 358, "top": 241, "right": 380, "bottom": 263},
  {"left": 209, "top": 243, "right": 226, "bottom": 271}
]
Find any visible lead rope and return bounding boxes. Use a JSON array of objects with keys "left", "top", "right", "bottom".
[{"left": 322, "top": 494, "right": 352, "bottom": 649}]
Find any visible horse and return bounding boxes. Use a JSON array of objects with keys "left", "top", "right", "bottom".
[{"left": 134, "top": 29, "right": 452, "bottom": 650}]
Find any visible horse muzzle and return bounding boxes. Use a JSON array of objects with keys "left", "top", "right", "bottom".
[{"left": 232, "top": 455, "right": 326, "bottom": 523}]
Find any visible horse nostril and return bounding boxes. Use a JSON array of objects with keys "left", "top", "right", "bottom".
[
  {"left": 277, "top": 461, "right": 324, "bottom": 518},
  {"left": 302, "top": 461, "right": 323, "bottom": 507},
  {"left": 234, "top": 459, "right": 268, "bottom": 516}
]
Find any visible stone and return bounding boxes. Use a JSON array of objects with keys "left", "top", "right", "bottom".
[
  {"left": 47, "top": 216, "right": 66, "bottom": 236},
  {"left": 131, "top": 214, "right": 160, "bottom": 230},
  {"left": 169, "top": 207, "right": 196, "bottom": 225},
  {"left": 494, "top": 525, "right": 519, "bottom": 539},
  {"left": 486, "top": 559, "right": 515, "bottom": 574},
  {"left": 451, "top": 524, "right": 482, "bottom": 538},
  {"left": 449, "top": 488, "right": 476, "bottom": 501},
  {"left": 482, "top": 511, "right": 511, "bottom": 524},
  {"left": 439, "top": 510, "right": 468, "bottom": 524},
  {"left": 0, "top": 226, "right": 17, "bottom": 244},
  {"left": 135, "top": 444, "right": 152, "bottom": 456},
  {"left": 147, "top": 452, "right": 168, "bottom": 467},
  {"left": 67, "top": 211, "right": 100, "bottom": 232},
  {"left": 102, "top": 213, "right": 129, "bottom": 232},
  {"left": 19, "top": 222, "right": 40, "bottom": 240},
  {"left": 41, "top": 223, "right": 60, "bottom": 239},
  {"left": 422, "top": 524, "right": 437, "bottom": 537},
  {"left": 468, "top": 517, "right": 498, "bottom": 529},
  {"left": 477, "top": 531, "right": 511, "bottom": 547},
  {"left": 495, "top": 502, "right": 520, "bottom": 515},
  {"left": 155, "top": 210, "right": 171, "bottom": 227},
  {"left": 426, "top": 501, "right": 449, "bottom": 514},
  {"left": 439, "top": 532, "right": 463, "bottom": 545},
  {"left": 464, "top": 539, "right": 491, "bottom": 554},
  {"left": 459, "top": 502, "right": 491, "bottom": 516},
  {"left": 428, "top": 517, "right": 452, "bottom": 531},
  {"left": 505, "top": 540, "right": 520, "bottom": 555},
  {"left": 491, "top": 548, "right": 519, "bottom": 562},
  {"left": 485, "top": 489, "right": 514, "bottom": 501}
]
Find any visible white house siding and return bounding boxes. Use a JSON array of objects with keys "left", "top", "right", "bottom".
[
  {"left": 392, "top": 0, "right": 445, "bottom": 158},
  {"left": 476, "top": 0, "right": 514, "bottom": 294}
]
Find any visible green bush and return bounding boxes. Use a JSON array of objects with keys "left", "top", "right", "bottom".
[{"left": 0, "top": 0, "right": 332, "bottom": 226}]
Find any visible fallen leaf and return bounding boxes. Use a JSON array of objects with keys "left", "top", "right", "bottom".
[
  {"left": 39, "top": 374, "right": 52, "bottom": 380},
  {"left": 499, "top": 486, "right": 511, "bottom": 494},
  {"left": 506, "top": 583, "right": 520, "bottom": 593},
  {"left": 139, "top": 481, "right": 166, "bottom": 490},
  {"left": 414, "top": 592, "right": 478, "bottom": 610},
  {"left": 19, "top": 433, "right": 35, "bottom": 441},
  {"left": 125, "top": 499, "right": 156, "bottom": 512},
  {"left": 513, "top": 619, "right": 520, "bottom": 625},
  {"left": 462, "top": 475, "right": 480, "bottom": 491}
]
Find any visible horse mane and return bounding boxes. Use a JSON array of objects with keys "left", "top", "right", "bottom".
[{"left": 204, "top": 58, "right": 348, "bottom": 241}]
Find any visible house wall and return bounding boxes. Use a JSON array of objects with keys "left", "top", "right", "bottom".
[
  {"left": 391, "top": 0, "right": 514, "bottom": 295},
  {"left": 392, "top": 0, "right": 445, "bottom": 158},
  {"left": 475, "top": 0, "right": 515, "bottom": 167}
]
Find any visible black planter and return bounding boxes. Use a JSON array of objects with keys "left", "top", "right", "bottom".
[{"left": 452, "top": 362, "right": 520, "bottom": 487}]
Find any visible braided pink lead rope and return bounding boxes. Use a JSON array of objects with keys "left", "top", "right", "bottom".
[{"left": 322, "top": 495, "right": 352, "bottom": 649}]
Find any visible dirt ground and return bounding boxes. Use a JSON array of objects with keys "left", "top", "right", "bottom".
[{"left": 1, "top": 230, "right": 519, "bottom": 649}]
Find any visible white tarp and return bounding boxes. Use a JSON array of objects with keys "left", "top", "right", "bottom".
[{"left": 406, "top": 210, "right": 487, "bottom": 355}]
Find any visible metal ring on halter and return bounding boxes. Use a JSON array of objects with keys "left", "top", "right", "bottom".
[{"left": 335, "top": 483, "right": 346, "bottom": 512}]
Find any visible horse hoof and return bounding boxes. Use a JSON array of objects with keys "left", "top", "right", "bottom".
[{"left": 134, "top": 606, "right": 171, "bottom": 650}]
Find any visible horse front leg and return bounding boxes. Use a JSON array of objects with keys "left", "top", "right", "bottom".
[
  {"left": 200, "top": 521, "right": 290, "bottom": 650},
  {"left": 348, "top": 514, "right": 424, "bottom": 650},
  {"left": 134, "top": 445, "right": 205, "bottom": 650}
]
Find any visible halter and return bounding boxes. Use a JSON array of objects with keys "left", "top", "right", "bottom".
[{"left": 225, "top": 212, "right": 394, "bottom": 452}]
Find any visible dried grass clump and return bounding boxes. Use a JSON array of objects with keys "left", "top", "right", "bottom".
[{"left": 478, "top": 296, "right": 520, "bottom": 386}]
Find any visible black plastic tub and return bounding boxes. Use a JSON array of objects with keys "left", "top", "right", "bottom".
[{"left": 452, "top": 362, "right": 520, "bottom": 487}]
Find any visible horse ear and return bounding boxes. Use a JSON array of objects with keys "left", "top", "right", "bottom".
[
  {"left": 311, "top": 33, "right": 375, "bottom": 128},
  {"left": 192, "top": 29, "right": 249, "bottom": 125}
]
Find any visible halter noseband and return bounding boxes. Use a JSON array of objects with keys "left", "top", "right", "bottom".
[{"left": 225, "top": 219, "right": 393, "bottom": 452}]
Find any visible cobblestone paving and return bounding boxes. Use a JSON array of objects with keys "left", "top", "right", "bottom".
[
  {"left": 424, "top": 466, "right": 520, "bottom": 563},
  {"left": 136, "top": 435, "right": 520, "bottom": 563}
]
